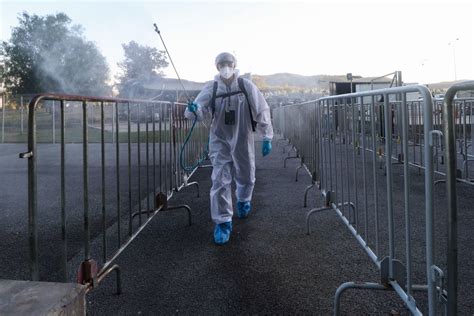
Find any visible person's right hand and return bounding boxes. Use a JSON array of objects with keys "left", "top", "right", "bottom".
[
  {"left": 262, "top": 140, "right": 272, "bottom": 157},
  {"left": 187, "top": 101, "right": 198, "bottom": 113}
]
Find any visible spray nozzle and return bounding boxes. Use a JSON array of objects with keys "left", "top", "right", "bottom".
[{"left": 153, "top": 23, "right": 160, "bottom": 34}]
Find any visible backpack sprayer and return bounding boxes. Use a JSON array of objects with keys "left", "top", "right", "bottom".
[{"left": 153, "top": 23, "right": 209, "bottom": 173}]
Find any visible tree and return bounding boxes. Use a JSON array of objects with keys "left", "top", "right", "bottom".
[
  {"left": 0, "top": 12, "right": 110, "bottom": 95},
  {"left": 117, "top": 41, "right": 168, "bottom": 97}
]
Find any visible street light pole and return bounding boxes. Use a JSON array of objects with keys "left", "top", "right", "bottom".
[{"left": 448, "top": 38, "right": 459, "bottom": 81}]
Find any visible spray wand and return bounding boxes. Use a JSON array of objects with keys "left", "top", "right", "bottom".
[
  {"left": 153, "top": 23, "right": 191, "bottom": 102},
  {"left": 153, "top": 23, "right": 208, "bottom": 172}
]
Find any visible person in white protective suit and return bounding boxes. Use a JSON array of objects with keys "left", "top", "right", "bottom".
[{"left": 184, "top": 52, "right": 273, "bottom": 245}]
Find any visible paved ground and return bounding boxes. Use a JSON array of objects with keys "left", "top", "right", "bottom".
[
  {"left": 82, "top": 138, "right": 474, "bottom": 315},
  {"left": 0, "top": 142, "right": 174, "bottom": 281},
  {"left": 2, "top": 138, "right": 473, "bottom": 314}
]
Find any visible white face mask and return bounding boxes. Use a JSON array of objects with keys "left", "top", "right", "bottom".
[{"left": 219, "top": 66, "right": 234, "bottom": 80}]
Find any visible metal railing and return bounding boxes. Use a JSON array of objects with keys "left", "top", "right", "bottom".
[
  {"left": 172, "top": 102, "right": 210, "bottom": 195},
  {"left": 1, "top": 94, "right": 35, "bottom": 143},
  {"left": 442, "top": 81, "right": 474, "bottom": 315},
  {"left": 274, "top": 84, "right": 453, "bottom": 314},
  {"left": 0, "top": 93, "right": 144, "bottom": 144},
  {"left": 376, "top": 97, "right": 474, "bottom": 186},
  {"left": 273, "top": 101, "right": 320, "bottom": 206},
  {"left": 18, "top": 93, "right": 210, "bottom": 293}
]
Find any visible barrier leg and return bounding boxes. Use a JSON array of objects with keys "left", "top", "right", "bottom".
[
  {"left": 334, "top": 282, "right": 387, "bottom": 316},
  {"left": 97, "top": 264, "right": 122, "bottom": 295},
  {"left": 282, "top": 142, "right": 292, "bottom": 153},
  {"left": 306, "top": 206, "right": 332, "bottom": 235},
  {"left": 276, "top": 138, "right": 288, "bottom": 147},
  {"left": 182, "top": 181, "right": 200, "bottom": 197},
  {"left": 132, "top": 203, "right": 192, "bottom": 226},
  {"left": 284, "top": 156, "right": 299, "bottom": 168},
  {"left": 295, "top": 164, "right": 303, "bottom": 182},
  {"left": 303, "top": 183, "right": 315, "bottom": 207},
  {"left": 337, "top": 201, "right": 356, "bottom": 225},
  {"left": 287, "top": 146, "right": 296, "bottom": 157},
  {"left": 166, "top": 205, "right": 192, "bottom": 226}
]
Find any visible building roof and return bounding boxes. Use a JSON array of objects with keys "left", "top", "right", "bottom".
[
  {"left": 330, "top": 76, "right": 393, "bottom": 84},
  {"left": 352, "top": 76, "right": 393, "bottom": 84}
]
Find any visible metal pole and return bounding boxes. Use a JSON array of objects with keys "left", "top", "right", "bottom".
[
  {"left": 83, "top": 101, "right": 90, "bottom": 260},
  {"left": 370, "top": 95, "right": 379, "bottom": 255},
  {"left": 145, "top": 104, "right": 150, "bottom": 216},
  {"left": 127, "top": 102, "right": 132, "bottom": 237},
  {"left": 21, "top": 96, "right": 24, "bottom": 135},
  {"left": 383, "top": 94, "right": 395, "bottom": 279},
  {"left": 115, "top": 102, "right": 121, "bottom": 246},
  {"left": 60, "top": 100, "right": 67, "bottom": 281},
  {"left": 453, "top": 44, "right": 457, "bottom": 81},
  {"left": 351, "top": 97, "right": 359, "bottom": 227},
  {"left": 463, "top": 101, "right": 468, "bottom": 177},
  {"left": 101, "top": 101, "right": 107, "bottom": 262},
  {"left": 401, "top": 93, "right": 412, "bottom": 296},
  {"left": 396, "top": 71, "right": 402, "bottom": 87},
  {"left": 159, "top": 105, "right": 163, "bottom": 194},
  {"left": 343, "top": 99, "right": 351, "bottom": 221},
  {"left": 1, "top": 94, "right": 5, "bottom": 143},
  {"left": 422, "top": 89, "right": 436, "bottom": 315},
  {"left": 137, "top": 104, "right": 142, "bottom": 225},
  {"left": 448, "top": 39, "right": 459, "bottom": 81},
  {"left": 27, "top": 97, "right": 39, "bottom": 280},
  {"left": 443, "top": 82, "right": 474, "bottom": 315},
  {"left": 153, "top": 103, "right": 156, "bottom": 199},
  {"left": 112, "top": 105, "right": 115, "bottom": 144},
  {"left": 360, "top": 97, "right": 368, "bottom": 240},
  {"left": 52, "top": 100, "right": 56, "bottom": 144}
]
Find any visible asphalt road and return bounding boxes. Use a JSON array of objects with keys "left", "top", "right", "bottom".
[
  {"left": 84, "top": 139, "right": 473, "bottom": 314},
  {"left": 1, "top": 138, "right": 473, "bottom": 314},
  {"left": 0, "top": 142, "right": 176, "bottom": 281}
]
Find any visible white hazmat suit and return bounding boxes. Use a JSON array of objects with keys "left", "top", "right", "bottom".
[{"left": 184, "top": 70, "right": 273, "bottom": 224}]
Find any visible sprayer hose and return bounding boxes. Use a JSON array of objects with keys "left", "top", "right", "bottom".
[{"left": 179, "top": 115, "right": 209, "bottom": 172}]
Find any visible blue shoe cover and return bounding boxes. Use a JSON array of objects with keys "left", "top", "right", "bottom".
[
  {"left": 214, "top": 222, "right": 232, "bottom": 245},
  {"left": 237, "top": 201, "right": 251, "bottom": 218}
]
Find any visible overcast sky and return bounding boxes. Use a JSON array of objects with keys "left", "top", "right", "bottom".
[{"left": 1, "top": 0, "right": 473, "bottom": 84}]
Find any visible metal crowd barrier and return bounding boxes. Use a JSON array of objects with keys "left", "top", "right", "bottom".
[
  {"left": 275, "top": 85, "right": 446, "bottom": 314},
  {"left": 1, "top": 93, "right": 147, "bottom": 144},
  {"left": 369, "top": 97, "right": 474, "bottom": 186},
  {"left": 442, "top": 81, "right": 474, "bottom": 315},
  {"left": 430, "top": 98, "right": 473, "bottom": 184},
  {"left": 1, "top": 94, "right": 35, "bottom": 143},
  {"left": 172, "top": 102, "right": 211, "bottom": 196},
  {"left": 272, "top": 102, "right": 320, "bottom": 206},
  {"left": 19, "top": 93, "right": 210, "bottom": 293}
]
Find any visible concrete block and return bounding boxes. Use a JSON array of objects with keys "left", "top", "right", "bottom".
[{"left": 0, "top": 279, "right": 86, "bottom": 315}]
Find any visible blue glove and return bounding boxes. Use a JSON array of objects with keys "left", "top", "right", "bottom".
[
  {"left": 262, "top": 139, "right": 272, "bottom": 157},
  {"left": 187, "top": 101, "right": 198, "bottom": 113}
]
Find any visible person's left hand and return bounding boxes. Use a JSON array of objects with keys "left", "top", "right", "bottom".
[
  {"left": 262, "top": 140, "right": 272, "bottom": 157},
  {"left": 187, "top": 101, "right": 198, "bottom": 113}
]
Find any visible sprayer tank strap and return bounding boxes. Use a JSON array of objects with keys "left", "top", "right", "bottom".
[{"left": 210, "top": 77, "right": 257, "bottom": 132}]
